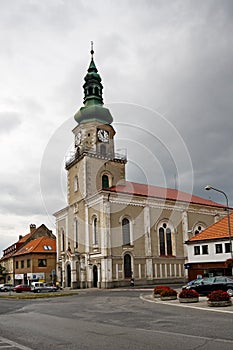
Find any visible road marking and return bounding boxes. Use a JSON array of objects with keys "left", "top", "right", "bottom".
[{"left": 0, "top": 336, "right": 33, "bottom": 350}]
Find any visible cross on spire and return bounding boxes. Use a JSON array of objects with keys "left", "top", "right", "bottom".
[{"left": 90, "top": 41, "right": 94, "bottom": 59}]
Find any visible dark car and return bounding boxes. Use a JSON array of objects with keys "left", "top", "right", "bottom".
[
  {"left": 182, "top": 276, "right": 233, "bottom": 296},
  {"left": 0, "top": 283, "right": 14, "bottom": 292},
  {"left": 13, "top": 284, "right": 32, "bottom": 293}
]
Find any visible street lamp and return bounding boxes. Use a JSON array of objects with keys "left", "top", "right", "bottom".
[{"left": 205, "top": 185, "right": 233, "bottom": 259}]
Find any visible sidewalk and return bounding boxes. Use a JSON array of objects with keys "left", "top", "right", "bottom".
[{"left": 140, "top": 292, "right": 233, "bottom": 313}]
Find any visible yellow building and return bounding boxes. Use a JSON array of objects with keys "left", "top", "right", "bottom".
[{"left": 54, "top": 49, "right": 226, "bottom": 289}]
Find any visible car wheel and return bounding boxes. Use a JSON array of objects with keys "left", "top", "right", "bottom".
[
  {"left": 226, "top": 287, "right": 233, "bottom": 296},
  {"left": 37, "top": 289, "right": 41, "bottom": 293}
]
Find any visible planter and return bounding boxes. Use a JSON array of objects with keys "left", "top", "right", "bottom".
[
  {"left": 179, "top": 297, "right": 199, "bottom": 303},
  {"left": 153, "top": 294, "right": 161, "bottom": 298},
  {"left": 161, "top": 295, "right": 177, "bottom": 301},
  {"left": 207, "top": 300, "right": 232, "bottom": 307}
]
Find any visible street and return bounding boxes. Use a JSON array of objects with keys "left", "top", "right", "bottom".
[{"left": 0, "top": 289, "right": 233, "bottom": 350}]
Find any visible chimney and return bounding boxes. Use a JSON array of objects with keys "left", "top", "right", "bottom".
[
  {"left": 19, "top": 235, "right": 23, "bottom": 240},
  {"left": 30, "top": 224, "right": 36, "bottom": 233}
]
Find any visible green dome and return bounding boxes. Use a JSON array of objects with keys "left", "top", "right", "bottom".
[{"left": 74, "top": 105, "right": 113, "bottom": 124}]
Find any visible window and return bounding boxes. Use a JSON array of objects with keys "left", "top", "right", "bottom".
[
  {"left": 27, "top": 259, "right": 31, "bottom": 268},
  {"left": 21, "top": 260, "right": 24, "bottom": 268},
  {"left": 102, "top": 174, "right": 109, "bottom": 188},
  {"left": 122, "top": 218, "right": 130, "bottom": 245},
  {"left": 74, "top": 219, "right": 78, "bottom": 248},
  {"left": 215, "top": 244, "right": 223, "bottom": 254},
  {"left": 124, "top": 254, "right": 132, "bottom": 278},
  {"left": 225, "top": 242, "right": 231, "bottom": 253},
  {"left": 74, "top": 176, "right": 79, "bottom": 192},
  {"left": 159, "top": 223, "right": 173, "bottom": 256},
  {"left": 93, "top": 217, "right": 98, "bottom": 246},
  {"left": 193, "top": 223, "right": 206, "bottom": 235},
  {"left": 38, "top": 259, "right": 47, "bottom": 267},
  {"left": 100, "top": 144, "right": 106, "bottom": 157},
  {"left": 16, "top": 261, "right": 18, "bottom": 269},
  {"left": 194, "top": 246, "right": 200, "bottom": 255},
  {"left": 61, "top": 229, "right": 65, "bottom": 252},
  {"left": 202, "top": 245, "right": 209, "bottom": 255}
]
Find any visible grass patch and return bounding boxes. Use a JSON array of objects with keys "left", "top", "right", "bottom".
[{"left": 0, "top": 292, "right": 75, "bottom": 299}]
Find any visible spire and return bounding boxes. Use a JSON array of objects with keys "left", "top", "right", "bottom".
[
  {"left": 83, "top": 42, "right": 103, "bottom": 107},
  {"left": 74, "top": 43, "right": 113, "bottom": 125}
]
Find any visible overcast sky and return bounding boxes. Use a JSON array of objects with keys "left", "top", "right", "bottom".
[{"left": 1, "top": 0, "right": 233, "bottom": 255}]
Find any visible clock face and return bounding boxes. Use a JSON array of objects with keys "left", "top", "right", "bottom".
[
  {"left": 97, "top": 129, "right": 109, "bottom": 143},
  {"left": 75, "top": 131, "right": 82, "bottom": 146}
]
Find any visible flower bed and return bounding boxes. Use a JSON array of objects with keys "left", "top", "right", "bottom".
[
  {"left": 207, "top": 290, "right": 232, "bottom": 307},
  {"left": 153, "top": 285, "right": 171, "bottom": 298},
  {"left": 178, "top": 289, "right": 199, "bottom": 303},
  {"left": 160, "top": 288, "right": 177, "bottom": 300}
]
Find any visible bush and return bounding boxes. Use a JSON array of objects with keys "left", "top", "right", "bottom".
[
  {"left": 153, "top": 286, "right": 171, "bottom": 295},
  {"left": 179, "top": 289, "right": 199, "bottom": 298},
  {"left": 160, "top": 288, "right": 177, "bottom": 297},
  {"left": 207, "top": 290, "right": 231, "bottom": 302}
]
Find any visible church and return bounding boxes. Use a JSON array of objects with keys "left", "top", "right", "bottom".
[{"left": 54, "top": 48, "right": 226, "bottom": 289}]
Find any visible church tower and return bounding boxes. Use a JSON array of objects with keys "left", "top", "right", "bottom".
[{"left": 65, "top": 45, "right": 127, "bottom": 206}]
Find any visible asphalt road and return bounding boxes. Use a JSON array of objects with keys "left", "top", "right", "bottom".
[{"left": 0, "top": 289, "right": 233, "bottom": 350}]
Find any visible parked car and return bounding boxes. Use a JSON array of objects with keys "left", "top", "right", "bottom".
[
  {"left": 182, "top": 276, "right": 233, "bottom": 296},
  {"left": 0, "top": 283, "right": 14, "bottom": 292},
  {"left": 13, "top": 284, "right": 32, "bottom": 293},
  {"left": 31, "top": 282, "right": 57, "bottom": 293}
]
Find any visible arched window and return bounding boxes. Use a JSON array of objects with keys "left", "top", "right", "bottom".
[
  {"left": 124, "top": 254, "right": 132, "bottom": 278},
  {"left": 61, "top": 228, "right": 65, "bottom": 252},
  {"left": 93, "top": 217, "right": 98, "bottom": 246},
  {"left": 122, "top": 218, "right": 130, "bottom": 245},
  {"left": 88, "top": 86, "right": 93, "bottom": 95},
  {"left": 102, "top": 174, "right": 109, "bottom": 189},
  {"left": 74, "top": 219, "right": 78, "bottom": 248},
  {"left": 158, "top": 223, "right": 173, "bottom": 256}
]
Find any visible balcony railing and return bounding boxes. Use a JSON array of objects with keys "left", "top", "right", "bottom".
[{"left": 65, "top": 147, "right": 127, "bottom": 168}]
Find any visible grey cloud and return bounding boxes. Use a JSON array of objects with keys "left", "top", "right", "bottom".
[{"left": 0, "top": 112, "right": 21, "bottom": 134}]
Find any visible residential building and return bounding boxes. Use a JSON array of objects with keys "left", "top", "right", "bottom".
[
  {"left": 0, "top": 224, "right": 56, "bottom": 285},
  {"left": 13, "top": 236, "right": 56, "bottom": 285},
  {"left": 54, "top": 48, "right": 227, "bottom": 289},
  {"left": 185, "top": 213, "right": 233, "bottom": 280}
]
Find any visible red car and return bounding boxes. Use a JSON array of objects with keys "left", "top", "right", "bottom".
[{"left": 13, "top": 284, "right": 32, "bottom": 293}]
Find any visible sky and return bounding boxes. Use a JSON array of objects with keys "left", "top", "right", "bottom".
[{"left": 1, "top": 0, "right": 233, "bottom": 255}]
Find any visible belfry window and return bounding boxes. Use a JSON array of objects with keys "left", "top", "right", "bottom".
[
  {"left": 122, "top": 218, "right": 130, "bottom": 245},
  {"left": 159, "top": 223, "right": 173, "bottom": 256},
  {"left": 102, "top": 174, "right": 109, "bottom": 189}
]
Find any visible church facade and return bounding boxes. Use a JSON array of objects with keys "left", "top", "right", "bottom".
[{"left": 54, "top": 49, "right": 226, "bottom": 288}]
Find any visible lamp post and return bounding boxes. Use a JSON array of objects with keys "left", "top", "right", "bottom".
[{"left": 205, "top": 185, "right": 233, "bottom": 260}]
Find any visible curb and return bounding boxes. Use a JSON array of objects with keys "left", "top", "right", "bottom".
[{"left": 140, "top": 293, "right": 233, "bottom": 314}]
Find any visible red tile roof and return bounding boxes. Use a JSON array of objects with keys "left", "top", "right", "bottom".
[
  {"left": 13, "top": 237, "right": 56, "bottom": 256},
  {"left": 187, "top": 213, "right": 233, "bottom": 242},
  {"left": 107, "top": 181, "right": 224, "bottom": 207}
]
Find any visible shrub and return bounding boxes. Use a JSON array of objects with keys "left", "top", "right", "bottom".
[
  {"left": 179, "top": 289, "right": 199, "bottom": 299},
  {"left": 153, "top": 286, "right": 171, "bottom": 295},
  {"left": 160, "top": 288, "right": 177, "bottom": 297},
  {"left": 207, "top": 290, "right": 231, "bottom": 302}
]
